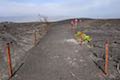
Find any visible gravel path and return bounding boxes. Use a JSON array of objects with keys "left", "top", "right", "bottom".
[{"left": 12, "top": 24, "right": 104, "bottom": 80}]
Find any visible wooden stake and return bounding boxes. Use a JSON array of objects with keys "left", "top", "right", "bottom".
[
  {"left": 0, "top": 71, "right": 2, "bottom": 80},
  {"left": 105, "top": 40, "right": 109, "bottom": 76},
  {"left": 33, "top": 30, "right": 37, "bottom": 46},
  {"left": 6, "top": 43, "right": 13, "bottom": 78}
]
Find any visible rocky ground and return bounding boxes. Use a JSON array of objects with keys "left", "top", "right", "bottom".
[
  {"left": 0, "top": 22, "right": 50, "bottom": 80},
  {"left": 77, "top": 19, "right": 120, "bottom": 80},
  {"left": 0, "top": 19, "right": 120, "bottom": 80},
  {"left": 11, "top": 22, "right": 103, "bottom": 80}
]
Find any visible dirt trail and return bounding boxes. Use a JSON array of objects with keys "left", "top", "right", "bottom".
[{"left": 12, "top": 24, "right": 104, "bottom": 80}]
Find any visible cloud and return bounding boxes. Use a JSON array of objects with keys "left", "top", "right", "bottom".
[{"left": 0, "top": 0, "right": 120, "bottom": 21}]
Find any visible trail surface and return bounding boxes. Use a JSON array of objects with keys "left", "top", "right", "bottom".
[{"left": 13, "top": 23, "right": 104, "bottom": 80}]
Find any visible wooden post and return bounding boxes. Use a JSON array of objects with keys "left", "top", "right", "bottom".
[
  {"left": 0, "top": 48, "right": 1, "bottom": 80},
  {"left": 71, "top": 21, "right": 74, "bottom": 33},
  {"left": 0, "top": 73, "right": 1, "bottom": 80},
  {"left": 34, "top": 30, "right": 37, "bottom": 46},
  {"left": 80, "top": 36, "right": 83, "bottom": 45},
  {"left": 80, "top": 32, "right": 84, "bottom": 45},
  {"left": 6, "top": 43, "right": 13, "bottom": 78},
  {"left": 0, "top": 67, "right": 2, "bottom": 80},
  {"left": 105, "top": 40, "right": 109, "bottom": 76}
]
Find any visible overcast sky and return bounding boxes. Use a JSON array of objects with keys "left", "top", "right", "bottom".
[{"left": 0, "top": 0, "right": 120, "bottom": 22}]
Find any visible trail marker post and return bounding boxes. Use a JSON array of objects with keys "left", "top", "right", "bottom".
[
  {"left": 70, "top": 20, "right": 75, "bottom": 33},
  {"left": 6, "top": 43, "right": 13, "bottom": 78},
  {"left": 80, "top": 33, "right": 83, "bottom": 45},
  {"left": 105, "top": 40, "right": 109, "bottom": 76},
  {"left": 33, "top": 30, "right": 37, "bottom": 46}
]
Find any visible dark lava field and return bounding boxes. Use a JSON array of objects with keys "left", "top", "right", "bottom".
[{"left": 0, "top": 19, "right": 120, "bottom": 80}]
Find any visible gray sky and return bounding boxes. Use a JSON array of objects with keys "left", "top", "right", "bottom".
[{"left": 0, "top": 0, "right": 120, "bottom": 22}]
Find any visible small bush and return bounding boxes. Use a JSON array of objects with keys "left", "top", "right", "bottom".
[{"left": 75, "top": 31, "right": 92, "bottom": 42}]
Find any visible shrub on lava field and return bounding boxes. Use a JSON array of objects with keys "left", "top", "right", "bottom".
[{"left": 75, "top": 31, "right": 92, "bottom": 42}]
